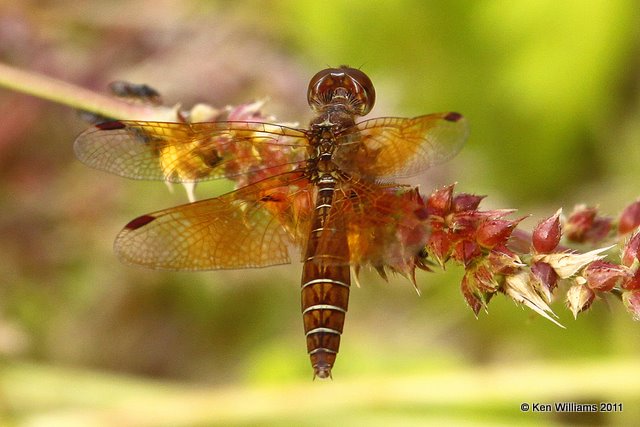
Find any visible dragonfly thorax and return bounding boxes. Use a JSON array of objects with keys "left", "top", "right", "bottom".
[{"left": 305, "top": 124, "right": 343, "bottom": 178}]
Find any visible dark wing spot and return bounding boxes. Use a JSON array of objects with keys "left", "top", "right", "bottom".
[
  {"left": 443, "top": 112, "right": 463, "bottom": 122},
  {"left": 96, "top": 120, "right": 127, "bottom": 130},
  {"left": 124, "top": 214, "right": 156, "bottom": 230}
]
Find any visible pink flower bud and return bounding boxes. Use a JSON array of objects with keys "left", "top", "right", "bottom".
[
  {"left": 473, "top": 263, "right": 499, "bottom": 293},
  {"left": 532, "top": 210, "right": 562, "bottom": 253},
  {"left": 583, "top": 261, "right": 630, "bottom": 292},
  {"left": 488, "top": 246, "right": 523, "bottom": 275},
  {"left": 531, "top": 261, "right": 559, "bottom": 295},
  {"left": 461, "top": 273, "right": 486, "bottom": 316},
  {"left": 453, "top": 240, "right": 481, "bottom": 266},
  {"left": 226, "top": 99, "right": 267, "bottom": 120},
  {"left": 585, "top": 217, "right": 612, "bottom": 243},
  {"left": 427, "top": 185, "right": 454, "bottom": 216},
  {"left": 618, "top": 199, "right": 640, "bottom": 235},
  {"left": 565, "top": 205, "right": 597, "bottom": 243},
  {"left": 476, "top": 219, "right": 517, "bottom": 249},
  {"left": 448, "top": 213, "right": 477, "bottom": 237},
  {"left": 623, "top": 269, "right": 640, "bottom": 291},
  {"left": 426, "top": 230, "right": 452, "bottom": 266},
  {"left": 504, "top": 271, "right": 562, "bottom": 326},
  {"left": 566, "top": 284, "right": 595, "bottom": 318},
  {"left": 621, "top": 232, "right": 640, "bottom": 268},
  {"left": 452, "top": 193, "right": 485, "bottom": 212}
]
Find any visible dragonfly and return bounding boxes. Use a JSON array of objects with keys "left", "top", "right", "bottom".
[{"left": 74, "top": 66, "right": 468, "bottom": 379}]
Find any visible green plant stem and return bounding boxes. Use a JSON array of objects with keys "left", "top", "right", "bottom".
[{"left": 0, "top": 62, "right": 175, "bottom": 121}]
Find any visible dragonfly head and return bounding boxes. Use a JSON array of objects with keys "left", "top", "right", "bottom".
[{"left": 307, "top": 66, "right": 376, "bottom": 117}]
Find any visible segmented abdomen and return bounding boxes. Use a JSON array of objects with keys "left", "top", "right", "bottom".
[{"left": 301, "top": 177, "right": 350, "bottom": 379}]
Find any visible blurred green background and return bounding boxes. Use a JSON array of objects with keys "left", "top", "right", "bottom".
[{"left": 1, "top": 0, "right": 640, "bottom": 425}]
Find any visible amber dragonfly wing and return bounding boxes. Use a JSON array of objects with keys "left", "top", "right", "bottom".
[
  {"left": 334, "top": 112, "right": 468, "bottom": 180},
  {"left": 114, "top": 171, "right": 314, "bottom": 270},
  {"left": 74, "top": 120, "right": 310, "bottom": 184}
]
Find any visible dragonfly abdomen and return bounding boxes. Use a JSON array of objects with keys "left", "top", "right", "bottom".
[
  {"left": 301, "top": 264, "right": 350, "bottom": 379},
  {"left": 301, "top": 177, "right": 351, "bottom": 379}
]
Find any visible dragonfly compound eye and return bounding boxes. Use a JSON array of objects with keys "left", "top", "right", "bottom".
[{"left": 307, "top": 66, "right": 376, "bottom": 116}]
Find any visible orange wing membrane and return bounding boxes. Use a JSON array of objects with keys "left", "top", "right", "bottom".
[
  {"left": 115, "top": 172, "right": 313, "bottom": 270},
  {"left": 333, "top": 112, "right": 468, "bottom": 179},
  {"left": 75, "top": 66, "right": 467, "bottom": 379},
  {"left": 74, "top": 120, "right": 309, "bottom": 185}
]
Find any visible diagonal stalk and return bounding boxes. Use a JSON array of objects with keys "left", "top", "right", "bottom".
[{"left": 0, "top": 61, "right": 174, "bottom": 121}]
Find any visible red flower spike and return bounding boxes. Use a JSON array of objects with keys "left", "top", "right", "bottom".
[
  {"left": 621, "top": 232, "right": 640, "bottom": 268},
  {"left": 452, "top": 193, "right": 485, "bottom": 213},
  {"left": 532, "top": 209, "right": 562, "bottom": 253},
  {"left": 476, "top": 219, "right": 519, "bottom": 249},
  {"left": 427, "top": 184, "right": 455, "bottom": 216},
  {"left": 622, "top": 290, "right": 640, "bottom": 320},
  {"left": 583, "top": 260, "right": 630, "bottom": 292},
  {"left": 565, "top": 205, "right": 597, "bottom": 243},
  {"left": 566, "top": 284, "right": 596, "bottom": 319},
  {"left": 619, "top": 199, "right": 640, "bottom": 235}
]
